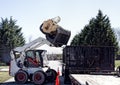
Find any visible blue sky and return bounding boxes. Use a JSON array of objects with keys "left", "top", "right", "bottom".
[{"left": 0, "top": 0, "right": 120, "bottom": 44}]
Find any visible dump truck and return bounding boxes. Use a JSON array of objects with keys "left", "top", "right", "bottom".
[{"left": 62, "top": 46, "right": 120, "bottom": 85}]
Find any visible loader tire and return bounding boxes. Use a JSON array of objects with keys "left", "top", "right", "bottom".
[
  {"left": 46, "top": 69, "right": 57, "bottom": 82},
  {"left": 116, "top": 66, "right": 120, "bottom": 77},
  {"left": 15, "top": 70, "right": 28, "bottom": 84},
  {"left": 32, "top": 71, "right": 46, "bottom": 85}
]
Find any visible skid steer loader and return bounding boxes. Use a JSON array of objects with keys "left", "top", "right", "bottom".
[{"left": 9, "top": 16, "right": 71, "bottom": 85}]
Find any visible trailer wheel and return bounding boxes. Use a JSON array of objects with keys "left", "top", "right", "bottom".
[
  {"left": 15, "top": 70, "right": 28, "bottom": 84},
  {"left": 32, "top": 71, "right": 46, "bottom": 85},
  {"left": 46, "top": 69, "right": 57, "bottom": 82}
]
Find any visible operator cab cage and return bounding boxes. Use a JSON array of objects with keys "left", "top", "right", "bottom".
[
  {"left": 13, "top": 50, "right": 48, "bottom": 68},
  {"left": 24, "top": 50, "right": 48, "bottom": 68}
]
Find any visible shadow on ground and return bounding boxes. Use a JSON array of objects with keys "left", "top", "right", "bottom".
[{"left": 0, "top": 76, "right": 71, "bottom": 85}]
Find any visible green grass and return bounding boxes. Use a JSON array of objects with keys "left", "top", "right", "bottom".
[
  {"left": 0, "top": 66, "right": 9, "bottom": 69},
  {"left": 0, "top": 72, "right": 12, "bottom": 83},
  {"left": 0, "top": 66, "right": 10, "bottom": 83},
  {"left": 115, "top": 60, "right": 120, "bottom": 68}
]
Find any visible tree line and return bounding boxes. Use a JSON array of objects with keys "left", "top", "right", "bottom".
[{"left": 0, "top": 10, "right": 119, "bottom": 64}]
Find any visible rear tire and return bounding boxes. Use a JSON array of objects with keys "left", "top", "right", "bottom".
[
  {"left": 32, "top": 71, "right": 46, "bottom": 85},
  {"left": 15, "top": 70, "right": 28, "bottom": 84}
]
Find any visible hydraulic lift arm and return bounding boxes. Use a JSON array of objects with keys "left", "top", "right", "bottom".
[
  {"left": 13, "top": 37, "right": 53, "bottom": 52},
  {"left": 10, "top": 36, "right": 53, "bottom": 62}
]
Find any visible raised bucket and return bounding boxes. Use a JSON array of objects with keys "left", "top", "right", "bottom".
[{"left": 40, "top": 24, "right": 71, "bottom": 47}]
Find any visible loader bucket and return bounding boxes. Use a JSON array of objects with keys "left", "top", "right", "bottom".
[{"left": 40, "top": 24, "right": 71, "bottom": 47}]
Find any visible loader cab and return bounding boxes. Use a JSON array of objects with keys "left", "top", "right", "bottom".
[{"left": 24, "top": 50, "right": 48, "bottom": 67}]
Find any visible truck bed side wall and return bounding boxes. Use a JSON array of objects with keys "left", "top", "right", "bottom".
[{"left": 63, "top": 46, "right": 115, "bottom": 83}]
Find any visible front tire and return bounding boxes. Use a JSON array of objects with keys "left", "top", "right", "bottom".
[
  {"left": 14, "top": 70, "right": 28, "bottom": 84},
  {"left": 32, "top": 71, "right": 46, "bottom": 85},
  {"left": 46, "top": 69, "right": 57, "bottom": 82}
]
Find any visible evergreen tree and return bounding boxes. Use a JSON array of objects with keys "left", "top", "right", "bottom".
[
  {"left": 0, "top": 17, "right": 25, "bottom": 63},
  {"left": 0, "top": 17, "right": 25, "bottom": 49},
  {"left": 71, "top": 10, "right": 118, "bottom": 49}
]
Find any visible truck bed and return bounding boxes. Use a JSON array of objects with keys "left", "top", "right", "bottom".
[{"left": 70, "top": 74, "right": 120, "bottom": 85}]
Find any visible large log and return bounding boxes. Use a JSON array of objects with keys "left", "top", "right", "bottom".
[{"left": 41, "top": 19, "right": 58, "bottom": 34}]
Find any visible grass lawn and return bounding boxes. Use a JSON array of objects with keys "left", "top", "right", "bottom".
[
  {"left": 0, "top": 66, "right": 9, "bottom": 69},
  {"left": 115, "top": 60, "right": 120, "bottom": 68},
  {"left": 0, "top": 72, "right": 12, "bottom": 83}
]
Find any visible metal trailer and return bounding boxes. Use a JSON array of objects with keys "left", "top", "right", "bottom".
[{"left": 62, "top": 46, "right": 116, "bottom": 84}]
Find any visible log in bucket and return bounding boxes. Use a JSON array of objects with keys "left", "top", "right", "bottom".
[{"left": 40, "top": 17, "right": 71, "bottom": 47}]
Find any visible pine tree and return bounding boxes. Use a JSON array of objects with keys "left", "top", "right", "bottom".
[
  {"left": 71, "top": 10, "right": 118, "bottom": 49},
  {"left": 0, "top": 17, "right": 25, "bottom": 49},
  {"left": 0, "top": 17, "right": 25, "bottom": 63}
]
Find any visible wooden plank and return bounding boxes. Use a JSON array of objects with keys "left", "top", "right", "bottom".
[{"left": 70, "top": 74, "right": 120, "bottom": 85}]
